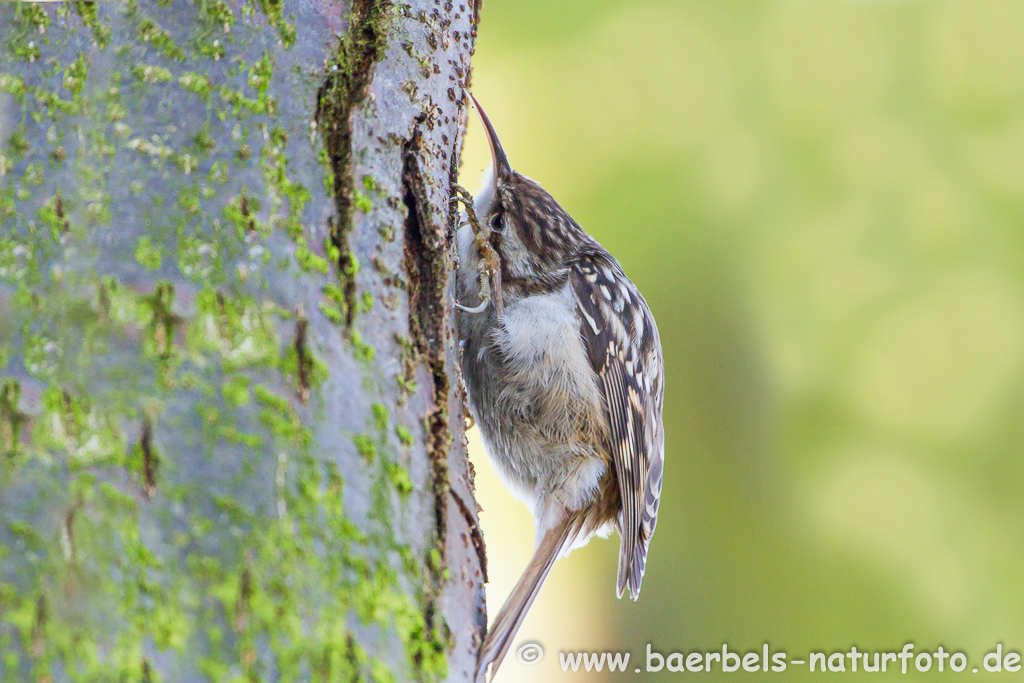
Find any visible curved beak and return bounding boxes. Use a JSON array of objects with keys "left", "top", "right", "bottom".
[{"left": 469, "top": 93, "right": 512, "bottom": 177}]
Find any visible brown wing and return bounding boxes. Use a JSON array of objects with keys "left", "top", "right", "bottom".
[{"left": 571, "top": 252, "right": 665, "bottom": 600}]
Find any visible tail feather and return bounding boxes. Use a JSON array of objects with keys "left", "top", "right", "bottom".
[
  {"left": 616, "top": 450, "right": 663, "bottom": 600},
  {"left": 476, "top": 516, "right": 580, "bottom": 683},
  {"left": 615, "top": 518, "right": 640, "bottom": 600},
  {"left": 615, "top": 529, "right": 647, "bottom": 601}
]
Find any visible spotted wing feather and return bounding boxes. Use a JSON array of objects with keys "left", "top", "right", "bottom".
[{"left": 571, "top": 252, "right": 664, "bottom": 600}]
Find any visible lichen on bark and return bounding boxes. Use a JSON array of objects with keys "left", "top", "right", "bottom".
[{"left": 0, "top": 1, "right": 483, "bottom": 681}]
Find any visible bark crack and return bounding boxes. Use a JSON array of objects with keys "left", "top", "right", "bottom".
[
  {"left": 140, "top": 418, "right": 158, "bottom": 501},
  {"left": 316, "top": 0, "right": 392, "bottom": 326},
  {"left": 450, "top": 488, "right": 487, "bottom": 584},
  {"left": 402, "top": 124, "right": 455, "bottom": 664},
  {"left": 294, "top": 306, "right": 311, "bottom": 404}
]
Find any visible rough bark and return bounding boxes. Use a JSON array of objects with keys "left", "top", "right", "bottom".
[{"left": 0, "top": 1, "right": 484, "bottom": 681}]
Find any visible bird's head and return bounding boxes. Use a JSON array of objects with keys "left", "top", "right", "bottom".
[{"left": 470, "top": 95, "right": 591, "bottom": 295}]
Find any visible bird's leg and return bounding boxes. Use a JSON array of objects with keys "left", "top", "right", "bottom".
[
  {"left": 453, "top": 183, "right": 482, "bottom": 232},
  {"left": 450, "top": 186, "right": 490, "bottom": 313},
  {"left": 451, "top": 184, "right": 504, "bottom": 316}
]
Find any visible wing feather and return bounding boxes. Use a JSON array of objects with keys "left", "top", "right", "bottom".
[{"left": 571, "top": 253, "right": 664, "bottom": 600}]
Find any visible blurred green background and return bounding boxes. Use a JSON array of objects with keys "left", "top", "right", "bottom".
[{"left": 461, "top": 0, "right": 1024, "bottom": 680}]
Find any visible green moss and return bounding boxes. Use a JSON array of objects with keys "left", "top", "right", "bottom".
[
  {"left": 222, "top": 191, "right": 265, "bottom": 236},
  {"left": 294, "top": 237, "right": 329, "bottom": 274},
  {"left": 218, "top": 83, "right": 276, "bottom": 116},
  {"left": 137, "top": 17, "right": 186, "bottom": 62},
  {"left": 7, "top": 126, "right": 31, "bottom": 160},
  {"left": 252, "top": 0, "right": 297, "bottom": 47},
  {"left": 14, "top": 2, "right": 50, "bottom": 35},
  {"left": 73, "top": 1, "right": 112, "bottom": 48},
  {"left": 179, "top": 75, "right": 215, "bottom": 112},
  {"left": 5, "top": 5, "right": 45, "bottom": 62},
  {"left": 221, "top": 374, "right": 251, "bottom": 407},
  {"left": 321, "top": 281, "right": 345, "bottom": 305},
  {"left": 140, "top": 282, "right": 180, "bottom": 357},
  {"left": 317, "top": 0, "right": 394, "bottom": 329},
  {"left": 371, "top": 402, "right": 388, "bottom": 432},
  {"left": 34, "top": 385, "right": 126, "bottom": 468},
  {"left": 196, "top": 38, "right": 226, "bottom": 62},
  {"left": 353, "top": 434, "right": 375, "bottom": 462},
  {"left": 247, "top": 51, "right": 274, "bottom": 94},
  {"left": 253, "top": 384, "right": 310, "bottom": 447},
  {"left": 204, "top": 0, "right": 236, "bottom": 32},
  {"left": 395, "top": 425, "right": 413, "bottom": 447},
  {"left": 354, "top": 188, "right": 372, "bottom": 213},
  {"left": 318, "top": 300, "right": 345, "bottom": 325},
  {"left": 0, "top": 74, "right": 28, "bottom": 103},
  {"left": 279, "top": 321, "right": 328, "bottom": 399},
  {"left": 22, "top": 329, "right": 60, "bottom": 379},
  {"left": 188, "top": 286, "right": 280, "bottom": 370},
  {"left": 351, "top": 329, "right": 375, "bottom": 363},
  {"left": 0, "top": 379, "right": 27, "bottom": 458},
  {"left": 395, "top": 374, "right": 416, "bottom": 394},
  {"left": 386, "top": 462, "right": 412, "bottom": 496},
  {"left": 343, "top": 253, "right": 360, "bottom": 279},
  {"left": 0, "top": 1, "right": 453, "bottom": 680},
  {"left": 37, "top": 193, "right": 69, "bottom": 238},
  {"left": 132, "top": 63, "right": 173, "bottom": 84},
  {"left": 127, "top": 135, "right": 173, "bottom": 161},
  {"left": 135, "top": 236, "right": 163, "bottom": 270},
  {"left": 0, "top": 237, "right": 36, "bottom": 283}
]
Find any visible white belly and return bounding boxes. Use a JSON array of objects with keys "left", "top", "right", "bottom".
[{"left": 460, "top": 275, "right": 608, "bottom": 534}]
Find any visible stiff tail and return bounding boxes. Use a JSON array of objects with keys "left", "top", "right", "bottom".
[
  {"left": 616, "top": 448, "right": 663, "bottom": 600},
  {"left": 476, "top": 516, "right": 580, "bottom": 683},
  {"left": 615, "top": 523, "right": 647, "bottom": 600}
]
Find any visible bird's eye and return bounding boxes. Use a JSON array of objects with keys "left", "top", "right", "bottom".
[{"left": 489, "top": 212, "right": 503, "bottom": 233}]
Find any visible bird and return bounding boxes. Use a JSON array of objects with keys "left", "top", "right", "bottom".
[{"left": 455, "top": 95, "right": 665, "bottom": 683}]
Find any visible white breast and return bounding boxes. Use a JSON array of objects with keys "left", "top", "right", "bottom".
[
  {"left": 493, "top": 285, "right": 595, "bottom": 404},
  {"left": 484, "top": 284, "right": 608, "bottom": 534}
]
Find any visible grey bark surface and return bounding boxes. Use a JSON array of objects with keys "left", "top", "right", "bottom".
[{"left": 0, "top": 1, "right": 484, "bottom": 681}]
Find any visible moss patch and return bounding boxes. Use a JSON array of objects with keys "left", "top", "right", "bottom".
[{"left": 315, "top": 0, "right": 393, "bottom": 327}]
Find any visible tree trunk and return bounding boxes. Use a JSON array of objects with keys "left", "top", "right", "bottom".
[{"left": 0, "top": 1, "right": 484, "bottom": 681}]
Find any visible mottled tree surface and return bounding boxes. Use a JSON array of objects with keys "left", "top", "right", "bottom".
[{"left": 0, "top": 1, "right": 484, "bottom": 681}]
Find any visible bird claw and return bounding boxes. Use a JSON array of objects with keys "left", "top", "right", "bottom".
[
  {"left": 452, "top": 183, "right": 503, "bottom": 318},
  {"left": 456, "top": 299, "right": 490, "bottom": 314}
]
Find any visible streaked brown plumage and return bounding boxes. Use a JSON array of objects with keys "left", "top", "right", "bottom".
[{"left": 457, "top": 96, "right": 664, "bottom": 683}]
